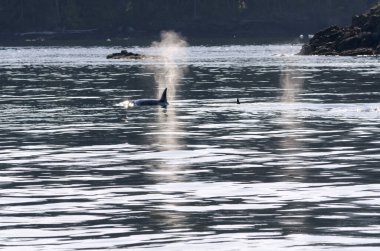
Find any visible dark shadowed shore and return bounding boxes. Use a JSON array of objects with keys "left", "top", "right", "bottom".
[
  {"left": 0, "top": 0, "right": 377, "bottom": 45},
  {"left": 300, "top": 3, "right": 380, "bottom": 56}
]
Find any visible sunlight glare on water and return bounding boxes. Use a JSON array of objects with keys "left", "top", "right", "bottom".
[{"left": 1, "top": 44, "right": 380, "bottom": 250}]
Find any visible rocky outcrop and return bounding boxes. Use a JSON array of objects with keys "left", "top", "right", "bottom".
[
  {"left": 107, "top": 50, "right": 162, "bottom": 60},
  {"left": 300, "top": 4, "right": 380, "bottom": 56},
  {"left": 106, "top": 50, "right": 146, "bottom": 59}
]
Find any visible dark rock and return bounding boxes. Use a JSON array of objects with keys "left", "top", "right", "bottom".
[
  {"left": 107, "top": 50, "right": 146, "bottom": 59},
  {"left": 311, "top": 26, "right": 344, "bottom": 44},
  {"left": 363, "top": 15, "right": 380, "bottom": 31},
  {"left": 339, "top": 48, "right": 375, "bottom": 56},
  {"left": 336, "top": 36, "right": 361, "bottom": 51},
  {"left": 315, "top": 47, "right": 338, "bottom": 55},
  {"left": 300, "top": 4, "right": 380, "bottom": 56},
  {"left": 299, "top": 44, "right": 313, "bottom": 55},
  {"left": 376, "top": 44, "right": 380, "bottom": 54},
  {"left": 360, "top": 32, "right": 377, "bottom": 47},
  {"left": 371, "top": 32, "right": 380, "bottom": 41},
  {"left": 352, "top": 14, "right": 367, "bottom": 28}
]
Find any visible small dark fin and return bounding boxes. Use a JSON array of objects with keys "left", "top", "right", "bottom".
[
  {"left": 159, "top": 88, "right": 168, "bottom": 103},
  {"left": 237, "top": 98, "right": 240, "bottom": 104}
]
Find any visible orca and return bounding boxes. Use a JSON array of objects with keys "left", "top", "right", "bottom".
[
  {"left": 237, "top": 98, "right": 240, "bottom": 104},
  {"left": 133, "top": 88, "right": 168, "bottom": 107}
]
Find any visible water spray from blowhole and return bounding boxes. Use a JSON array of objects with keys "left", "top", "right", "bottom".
[{"left": 150, "top": 31, "right": 188, "bottom": 100}]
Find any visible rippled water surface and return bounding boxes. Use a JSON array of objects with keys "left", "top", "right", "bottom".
[{"left": 1, "top": 45, "right": 380, "bottom": 250}]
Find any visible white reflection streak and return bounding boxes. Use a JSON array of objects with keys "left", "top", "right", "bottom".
[
  {"left": 279, "top": 67, "right": 305, "bottom": 150},
  {"left": 279, "top": 66, "right": 307, "bottom": 228}
]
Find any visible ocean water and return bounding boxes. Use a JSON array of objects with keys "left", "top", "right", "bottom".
[{"left": 1, "top": 44, "right": 380, "bottom": 250}]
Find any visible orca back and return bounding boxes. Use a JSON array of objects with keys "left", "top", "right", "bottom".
[
  {"left": 133, "top": 99, "right": 160, "bottom": 106},
  {"left": 132, "top": 88, "right": 168, "bottom": 107}
]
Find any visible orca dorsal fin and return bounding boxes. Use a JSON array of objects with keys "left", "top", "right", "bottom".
[
  {"left": 159, "top": 88, "right": 168, "bottom": 102},
  {"left": 237, "top": 98, "right": 240, "bottom": 104}
]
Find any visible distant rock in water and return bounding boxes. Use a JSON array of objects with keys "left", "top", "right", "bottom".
[
  {"left": 107, "top": 50, "right": 148, "bottom": 60},
  {"left": 300, "top": 4, "right": 380, "bottom": 56}
]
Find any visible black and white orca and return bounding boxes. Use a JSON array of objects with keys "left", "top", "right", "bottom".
[{"left": 133, "top": 88, "right": 168, "bottom": 107}]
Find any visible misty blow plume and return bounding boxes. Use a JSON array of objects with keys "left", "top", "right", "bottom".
[{"left": 150, "top": 31, "right": 188, "bottom": 99}]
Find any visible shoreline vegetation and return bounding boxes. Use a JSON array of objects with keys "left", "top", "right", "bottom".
[{"left": 0, "top": 0, "right": 378, "bottom": 45}]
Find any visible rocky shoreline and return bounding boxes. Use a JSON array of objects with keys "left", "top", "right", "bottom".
[{"left": 300, "top": 4, "right": 380, "bottom": 56}]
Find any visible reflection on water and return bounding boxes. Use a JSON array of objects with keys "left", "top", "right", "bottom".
[
  {"left": 1, "top": 45, "right": 380, "bottom": 250},
  {"left": 278, "top": 66, "right": 306, "bottom": 166},
  {"left": 278, "top": 66, "right": 307, "bottom": 231}
]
